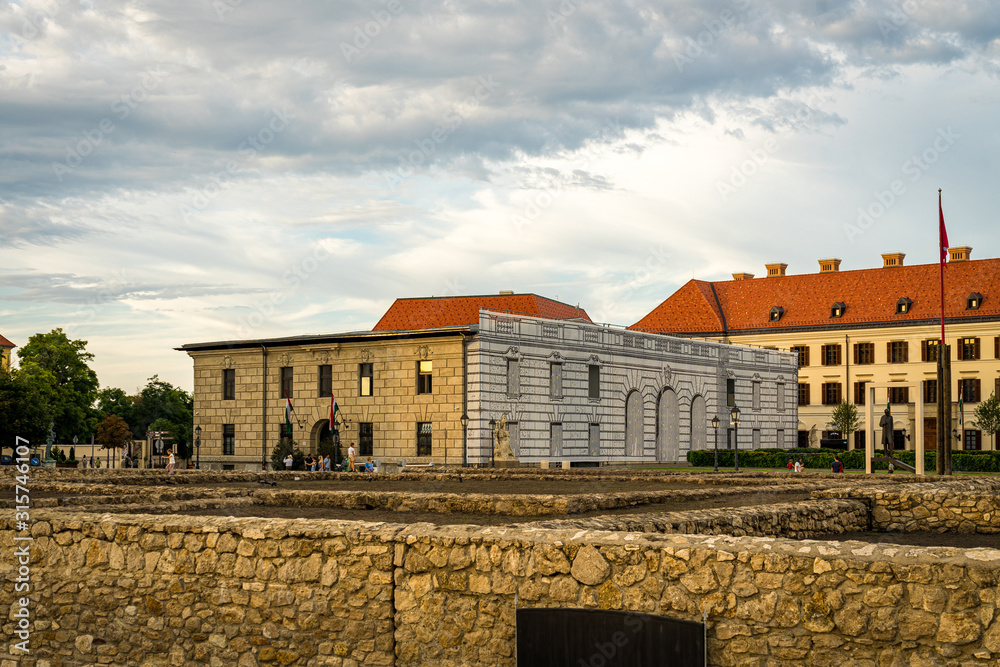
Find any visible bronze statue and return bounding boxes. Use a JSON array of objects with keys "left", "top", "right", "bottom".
[{"left": 879, "top": 407, "right": 893, "bottom": 455}]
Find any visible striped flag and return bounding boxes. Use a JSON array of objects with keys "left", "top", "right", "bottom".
[
  {"left": 285, "top": 396, "right": 294, "bottom": 433},
  {"left": 330, "top": 394, "right": 341, "bottom": 430}
]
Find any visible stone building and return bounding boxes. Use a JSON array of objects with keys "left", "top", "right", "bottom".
[
  {"left": 180, "top": 293, "right": 796, "bottom": 469},
  {"left": 631, "top": 247, "right": 1000, "bottom": 451},
  {"left": 0, "top": 333, "right": 14, "bottom": 372}
]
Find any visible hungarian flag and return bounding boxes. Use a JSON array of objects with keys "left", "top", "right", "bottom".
[
  {"left": 285, "top": 396, "right": 294, "bottom": 431},
  {"left": 939, "top": 190, "right": 949, "bottom": 265},
  {"left": 330, "top": 394, "right": 341, "bottom": 430}
]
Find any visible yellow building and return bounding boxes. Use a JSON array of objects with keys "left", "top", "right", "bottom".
[
  {"left": 631, "top": 248, "right": 1000, "bottom": 451},
  {"left": 0, "top": 334, "right": 14, "bottom": 372}
]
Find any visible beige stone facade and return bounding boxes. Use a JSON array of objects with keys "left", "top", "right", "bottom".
[{"left": 184, "top": 329, "right": 470, "bottom": 470}]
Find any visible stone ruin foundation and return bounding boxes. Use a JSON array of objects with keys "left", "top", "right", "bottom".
[{"left": 3, "top": 469, "right": 1000, "bottom": 666}]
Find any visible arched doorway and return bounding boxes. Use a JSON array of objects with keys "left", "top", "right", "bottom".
[
  {"left": 690, "top": 395, "right": 707, "bottom": 452},
  {"left": 625, "top": 390, "right": 643, "bottom": 457},
  {"left": 310, "top": 421, "right": 341, "bottom": 465},
  {"left": 657, "top": 388, "right": 679, "bottom": 461}
]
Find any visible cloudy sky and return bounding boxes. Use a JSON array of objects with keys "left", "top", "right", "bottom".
[{"left": 1, "top": 0, "right": 998, "bottom": 393}]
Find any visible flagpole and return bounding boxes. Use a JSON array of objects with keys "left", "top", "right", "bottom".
[{"left": 939, "top": 188, "right": 946, "bottom": 345}]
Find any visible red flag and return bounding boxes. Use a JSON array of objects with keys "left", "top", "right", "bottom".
[{"left": 939, "top": 190, "right": 949, "bottom": 265}]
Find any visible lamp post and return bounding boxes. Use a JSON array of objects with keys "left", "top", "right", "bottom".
[
  {"left": 711, "top": 415, "right": 720, "bottom": 472},
  {"left": 488, "top": 417, "right": 496, "bottom": 468},
  {"left": 460, "top": 412, "right": 469, "bottom": 469},
  {"left": 731, "top": 405, "right": 741, "bottom": 472},
  {"left": 194, "top": 425, "right": 202, "bottom": 470}
]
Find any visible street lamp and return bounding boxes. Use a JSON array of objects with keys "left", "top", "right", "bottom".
[
  {"left": 488, "top": 417, "right": 496, "bottom": 468},
  {"left": 730, "top": 405, "right": 741, "bottom": 472},
  {"left": 194, "top": 425, "right": 202, "bottom": 470},
  {"left": 711, "top": 415, "right": 720, "bottom": 472},
  {"left": 460, "top": 412, "right": 469, "bottom": 469}
]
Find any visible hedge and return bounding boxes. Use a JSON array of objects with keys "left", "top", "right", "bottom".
[{"left": 686, "top": 448, "right": 1000, "bottom": 472}]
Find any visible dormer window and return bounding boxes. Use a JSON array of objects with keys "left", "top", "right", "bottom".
[
  {"left": 967, "top": 292, "right": 983, "bottom": 310},
  {"left": 769, "top": 306, "right": 784, "bottom": 322},
  {"left": 830, "top": 302, "right": 845, "bottom": 319},
  {"left": 896, "top": 297, "right": 912, "bottom": 315}
]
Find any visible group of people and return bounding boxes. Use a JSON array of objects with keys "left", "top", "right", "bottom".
[
  {"left": 279, "top": 444, "right": 375, "bottom": 473},
  {"left": 787, "top": 455, "right": 845, "bottom": 473}
]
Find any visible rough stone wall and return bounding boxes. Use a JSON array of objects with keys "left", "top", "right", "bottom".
[{"left": 0, "top": 513, "right": 399, "bottom": 666}]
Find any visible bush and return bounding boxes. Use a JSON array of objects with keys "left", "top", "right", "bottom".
[{"left": 686, "top": 447, "right": 954, "bottom": 471}]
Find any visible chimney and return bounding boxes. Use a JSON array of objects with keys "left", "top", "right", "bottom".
[
  {"left": 818, "top": 258, "right": 842, "bottom": 273},
  {"left": 731, "top": 272, "right": 755, "bottom": 281},
  {"left": 765, "top": 262, "right": 788, "bottom": 277},
  {"left": 948, "top": 246, "right": 972, "bottom": 262},
  {"left": 498, "top": 290, "right": 515, "bottom": 295},
  {"left": 881, "top": 252, "right": 905, "bottom": 268}
]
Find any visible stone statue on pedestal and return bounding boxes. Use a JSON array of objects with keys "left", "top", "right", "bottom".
[
  {"left": 879, "top": 407, "right": 894, "bottom": 456},
  {"left": 494, "top": 413, "right": 515, "bottom": 461}
]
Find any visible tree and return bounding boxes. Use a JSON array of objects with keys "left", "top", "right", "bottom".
[
  {"left": 828, "top": 401, "right": 861, "bottom": 444},
  {"left": 96, "top": 387, "right": 137, "bottom": 433},
  {"left": 974, "top": 393, "right": 1000, "bottom": 451},
  {"left": 0, "top": 368, "right": 53, "bottom": 450},
  {"left": 96, "top": 414, "right": 133, "bottom": 453},
  {"left": 17, "top": 329, "right": 100, "bottom": 442},
  {"left": 271, "top": 437, "right": 303, "bottom": 470},
  {"left": 133, "top": 376, "right": 193, "bottom": 448}
]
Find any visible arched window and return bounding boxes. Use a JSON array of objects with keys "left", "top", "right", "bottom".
[
  {"left": 625, "top": 390, "right": 643, "bottom": 457},
  {"left": 690, "top": 395, "right": 707, "bottom": 451},
  {"left": 657, "top": 388, "right": 679, "bottom": 462}
]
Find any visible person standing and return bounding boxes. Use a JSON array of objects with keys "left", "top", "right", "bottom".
[
  {"left": 81, "top": 455, "right": 88, "bottom": 469},
  {"left": 831, "top": 455, "right": 844, "bottom": 473},
  {"left": 283, "top": 453, "right": 293, "bottom": 469},
  {"left": 347, "top": 443, "right": 357, "bottom": 472},
  {"left": 166, "top": 449, "right": 175, "bottom": 475},
  {"left": 323, "top": 454, "right": 331, "bottom": 471}
]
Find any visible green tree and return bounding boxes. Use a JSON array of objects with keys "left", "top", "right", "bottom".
[
  {"left": 96, "top": 414, "right": 133, "bottom": 454},
  {"left": 271, "top": 437, "right": 303, "bottom": 470},
  {"left": 973, "top": 393, "right": 1000, "bottom": 451},
  {"left": 828, "top": 401, "right": 861, "bottom": 443},
  {"left": 134, "top": 376, "right": 193, "bottom": 448},
  {"left": 17, "top": 329, "right": 100, "bottom": 441},
  {"left": 96, "top": 387, "right": 137, "bottom": 434},
  {"left": 0, "top": 368, "right": 53, "bottom": 450}
]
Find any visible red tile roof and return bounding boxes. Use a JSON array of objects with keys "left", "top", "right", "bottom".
[
  {"left": 0, "top": 334, "right": 15, "bottom": 348},
  {"left": 630, "top": 258, "right": 1000, "bottom": 335},
  {"left": 372, "top": 294, "right": 591, "bottom": 331}
]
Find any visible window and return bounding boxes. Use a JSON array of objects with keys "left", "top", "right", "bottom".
[
  {"left": 550, "top": 362, "right": 563, "bottom": 399},
  {"left": 922, "top": 340, "right": 940, "bottom": 362},
  {"left": 996, "top": 377, "right": 1000, "bottom": 399},
  {"left": 727, "top": 379, "right": 736, "bottom": 406},
  {"left": 797, "top": 431, "right": 809, "bottom": 448},
  {"left": 889, "top": 386, "right": 909, "bottom": 404},
  {"left": 798, "top": 383, "right": 810, "bottom": 406},
  {"left": 280, "top": 366, "right": 293, "bottom": 399},
  {"left": 854, "top": 430, "right": 866, "bottom": 450},
  {"left": 589, "top": 423, "right": 600, "bottom": 456},
  {"left": 751, "top": 381, "right": 760, "bottom": 410},
  {"left": 416, "top": 422, "right": 432, "bottom": 456},
  {"left": 964, "top": 429, "right": 982, "bottom": 451},
  {"left": 888, "top": 341, "right": 908, "bottom": 364},
  {"left": 777, "top": 383, "right": 785, "bottom": 411},
  {"left": 923, "top": 380, "right": 937, "bottom": 404},
  {"left": 822, "top": 382, "right": 841, "bottom": 406},
  {"left": 223, "top": 424, "right": 235, "bottom": 456},
  {"left": 967, "top": 292, "right": 983, "bottom": 310},
  {"left": 417, "top": 361, "right": 433, "bottom": 394},
  {"left": 830, "top": 302, "right": 846, "bottom": 318},
  {"left": 223, "top": 369, "right": 235, "bottom": 401},
  {"left": 359, "top": 422, "right": 373, "bottom": 457},
  {"left": 996, "top": 336, "right": 1000, "bottom": 359},
  {"left": 549, "top": 423, "right": 563, "bottom": 457},
  {"left": 960, "top": 378, "right": 981, "bottom": 403},
  {"left": 854, "top": 343, "right": 874, "bottom": 365},
  {"left": 854, "top": 381, "right": 867, "bottom": 405},
  {"left": 319, "top": 365, "right": 332, "bottom": 398},
  {"left": 359, "top": 363, "right": 373, "bottom": 397},
  {"left": 769, "top": 306, "right": 784, "bottom": 322},
  {"left": 896, "top": 297, "right": 912, "bottom": 314},
  {"left": 959, "top": 337, "right": 980, "bottom": 361},
  {"left": 506, "top": 358, "right": 520, "bottom": 398},
  {"left": 791, "top": 345, "right": 809, "bottom": 367},
  {"left": 822, "top": 344, "right": 841, "bottom": 366},
  {"left": 588, "top": 365, "right": 600, "bottom": 399}
]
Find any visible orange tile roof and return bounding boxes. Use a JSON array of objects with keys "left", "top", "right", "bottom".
[
  {"left": 630, "top": 258, "right": 1000, "bottom": 335},
  {"left": 0, "top": 334, "right": 14, "bottom": 348},
  {"left": 372, "top": 294, "right": 591, "bottom": 331}
]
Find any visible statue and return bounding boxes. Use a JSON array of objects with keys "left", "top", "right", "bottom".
[
  {"left": 879, "top": 407, "right": 894, "bottom": 455},
  {"left": 43, "top": 422, "right": 56, "bottom": 463},
  {"left": 494, "top": 413, "right": 515, "bottom": 461}
]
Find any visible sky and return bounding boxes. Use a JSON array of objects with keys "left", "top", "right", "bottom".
[{"left": 1, "top": 0, "right": 998, "bottom": 394}]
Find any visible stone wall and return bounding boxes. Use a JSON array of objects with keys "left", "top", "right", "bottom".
[{"left": 5, "top": 500, "right": 1000, "bottom": 666}]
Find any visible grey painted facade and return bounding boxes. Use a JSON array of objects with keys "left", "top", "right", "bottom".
[{"left": 467, "top": 310, "right": 798, "bottom": 464}]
